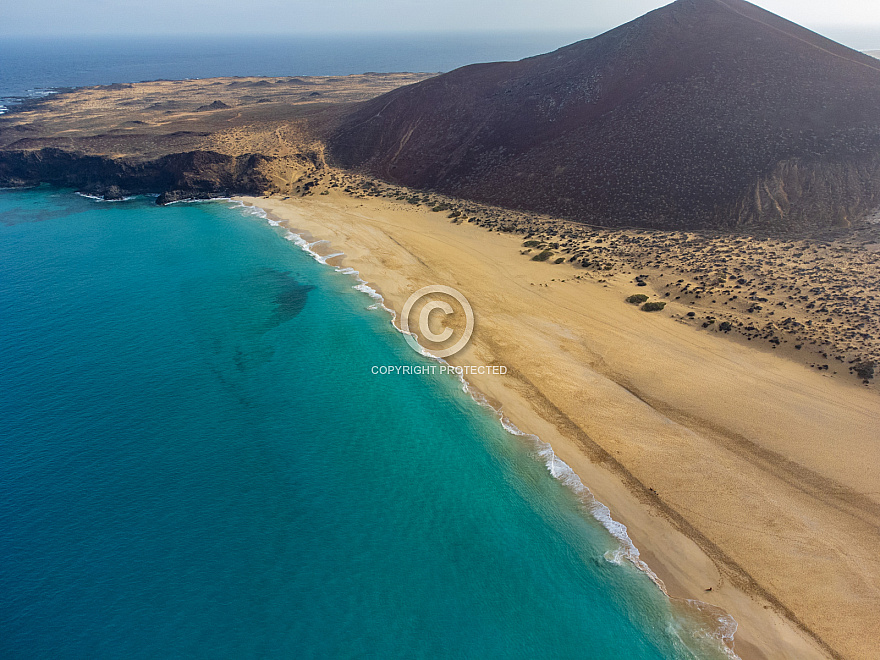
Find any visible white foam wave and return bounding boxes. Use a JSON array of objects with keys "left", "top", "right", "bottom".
[
  {"left": 233, "top": 198, "right": 740, "bottom": 659},
  {"left": 498, "top": 416, "right": 664, "bottom": 586},
  {"left": 260, "top": 213, "right": 401, "bottom": 321},
  {"left": 165, "top": 195, "right": 232, "bottom": 206},
  {"left": 0, "top": 88, "right": 58, "bottom": 115},
  {"left": 683, "top": 599, "right": 740, "bottom": 659},
  {"left": 27, "top": 88, "right": 57, "bottom": 98},
  {"left": 75, "top": 192, "right": 140, "bottom": 202},
  {"left": 603, "top": 548, "right": 627, "bottom": 565},
  {"left": 316, "top": 251, "right": 344, "bottom": 264},
  {"left": 228, "top": 200, "right": 268, "bottom": 219}
]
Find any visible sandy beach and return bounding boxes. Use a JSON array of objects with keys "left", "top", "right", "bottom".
[{"left": 238, "top": 187, "right": 880, "bottom": 660}]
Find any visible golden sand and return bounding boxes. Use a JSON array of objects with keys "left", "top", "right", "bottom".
[{"left": 238, "top": 189, "right": 880, "bottom": 660}]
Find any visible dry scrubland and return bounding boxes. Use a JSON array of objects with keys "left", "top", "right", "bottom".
[
  {"left": 0, "top": 73, "right": 434, "bottom": 158},
  {"left": 271, "top": 171, "right": 880, "bottom": 390},
  {"left": 0, "top": 73, "right": 436, "bottom": 199}
]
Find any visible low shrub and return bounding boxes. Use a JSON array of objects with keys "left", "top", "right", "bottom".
[
  {"left": 531, "top": 250, "right": 553, "bottom": 262},
  {"left": 854, "top": 361, "right": 875, "bottom": 380},
  {"left": 641, "top": 301, "right": 666, "bottom": 312},
  {"left": 626, "top": 294, "right": 649, "bottom": 304}
]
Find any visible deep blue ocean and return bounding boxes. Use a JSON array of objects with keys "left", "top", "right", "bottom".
[
  {"left": 0, "top": 189, "right": 735, "bottom": 658},
  {"left": 0, "top": 33, "right": 591, "bottom": 111},
  {"left": 1, "top": 28, "right": 878, "bottom": 112}
]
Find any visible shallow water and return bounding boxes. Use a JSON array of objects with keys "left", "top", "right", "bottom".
[{"left": 0, "top": 188, "right": 732, "bottom": 658}]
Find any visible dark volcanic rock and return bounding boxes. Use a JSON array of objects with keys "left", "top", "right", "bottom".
[
  {"left": 0, "top": 148, "right": 270, "bottom": 201},
  {"left": 326, "top": 0, "right": 880, "bottom": 232},
  {"left": 102, "top": 185, "right": 125, "bottom": 200},
  {"left": 155, "top": 190, "right": 225, "bottom": 205},
  {"left": 196, "top": 100, "right": 231, "bottom": 112}
]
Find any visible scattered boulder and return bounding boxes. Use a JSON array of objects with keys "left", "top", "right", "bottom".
[
  {"left": 156, "top": 190, "right": 224, "bottom": 205},
  {"left": 102, "top": 185, "right": 125, "bottom": 201}
]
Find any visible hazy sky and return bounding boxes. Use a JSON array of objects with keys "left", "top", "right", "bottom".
[{"left": 2, "top": 0, "right": 879, "bottom": 37}]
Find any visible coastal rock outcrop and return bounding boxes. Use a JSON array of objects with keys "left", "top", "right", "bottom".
[
  {"left": 0, "top": 148, "right": 270, "bottom": 203},
  {"left": 102, "top": 185, "right": 125, "bottom": 200}
]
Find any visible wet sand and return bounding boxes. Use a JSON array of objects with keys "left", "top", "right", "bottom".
[{"left": 238, "top": 186, "right": 880, "bottom": 660}]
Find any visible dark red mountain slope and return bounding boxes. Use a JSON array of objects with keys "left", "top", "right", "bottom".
[{"left": 326, "top": 0, "right": 880, "bottom": 231}]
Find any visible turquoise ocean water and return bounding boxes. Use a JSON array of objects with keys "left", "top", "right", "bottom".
[{"left": 0, "top": 188, "right": 734, "bottom": 658}]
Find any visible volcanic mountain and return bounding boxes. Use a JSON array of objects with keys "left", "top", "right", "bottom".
[{"left": 326, "top": 0, "right": 880, "bottom": 231}]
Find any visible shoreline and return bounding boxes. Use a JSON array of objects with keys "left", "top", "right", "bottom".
[
  {"left": 238, "top": 198, "right": 742, "bottom": 658},
  {"left": 237, "top": 189, "right": 880, "bottom": 660}
]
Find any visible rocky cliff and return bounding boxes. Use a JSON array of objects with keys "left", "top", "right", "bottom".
[{"left": 0, "top": 148, "right": 270, "bottom": 202}]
